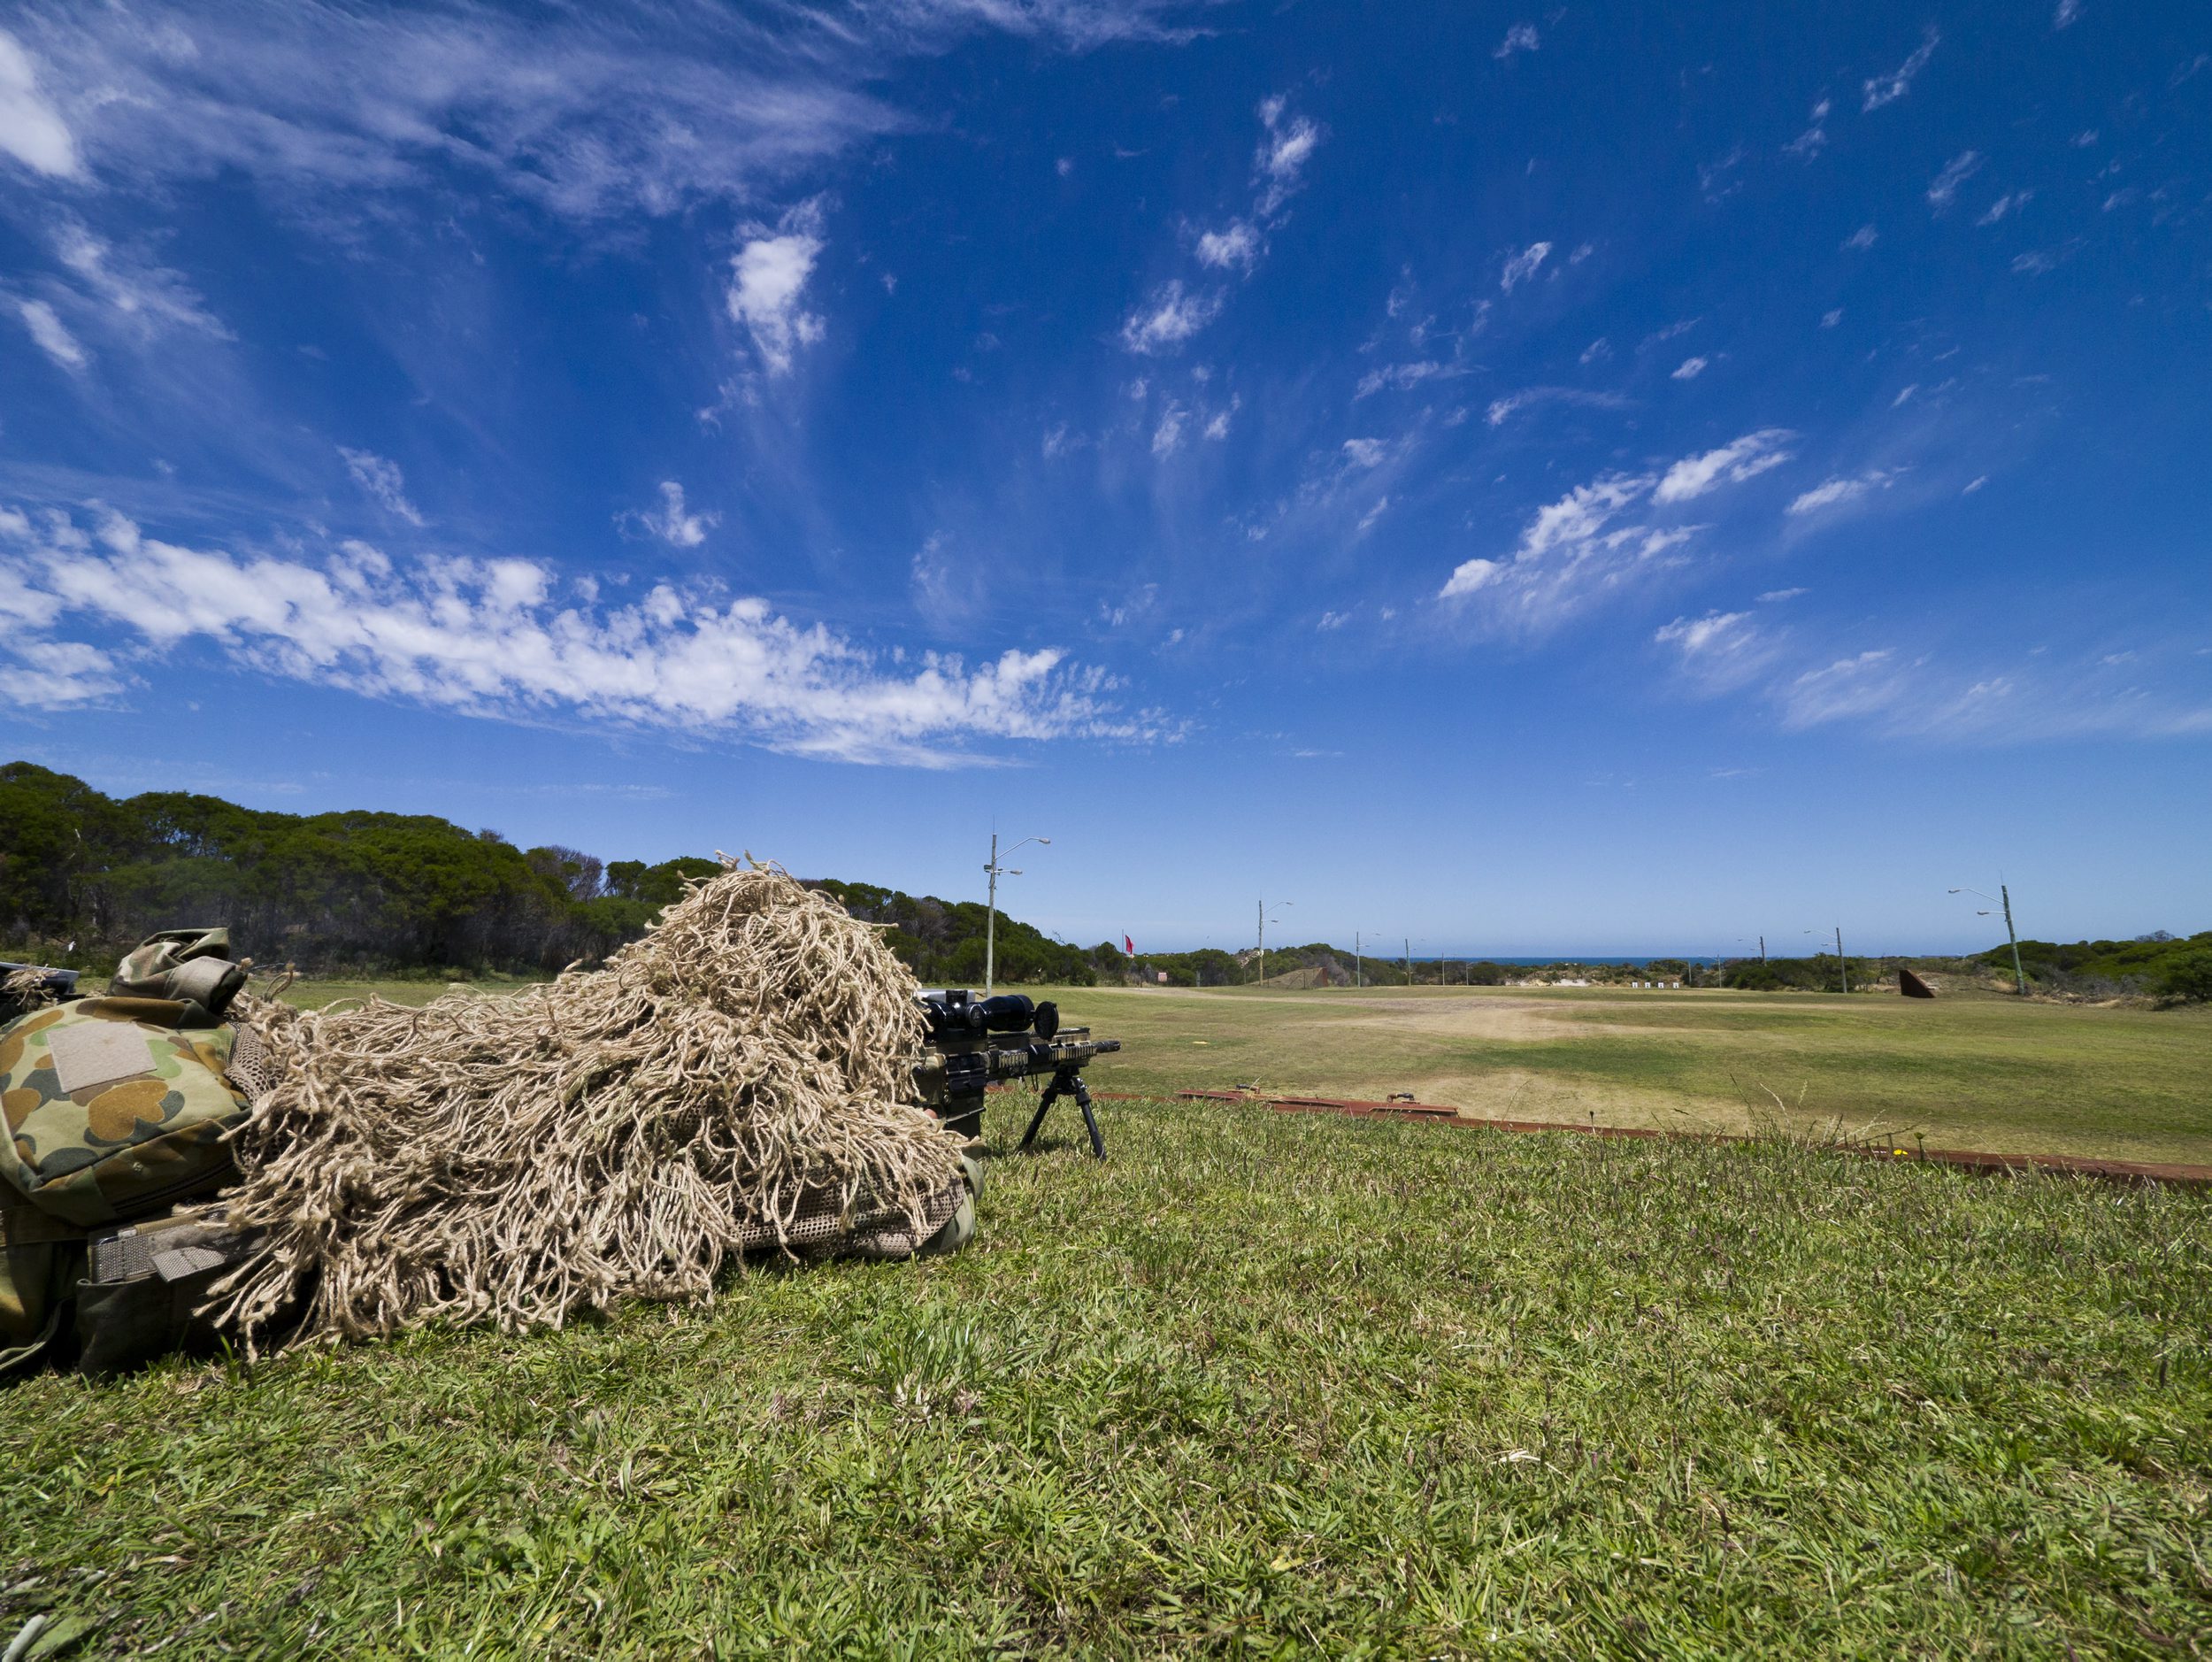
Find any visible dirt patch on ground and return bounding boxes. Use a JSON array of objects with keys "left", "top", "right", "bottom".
[{"left": 1333, "top": 994, "right": 1720, "bottom": 1046}]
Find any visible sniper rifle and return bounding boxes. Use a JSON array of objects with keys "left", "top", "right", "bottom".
[{"left": 911, "top": 989, "right": 1120, "bottom": 1159}]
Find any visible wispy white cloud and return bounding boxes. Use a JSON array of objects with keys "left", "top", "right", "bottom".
[
  {"left": 1500, "top": 241, "right": 1551, "bottom": 293},
  {"left": 339, "top": 446, "right": 426, "bottom": 527},
  {"left": 1484, "top": 386, "right": 1632, "bottom": 427},
  {"left": 727, "top": 199, "right": 826, "bottom": 374},
  {"left": 627, "top": 481, "right": 717, "bottom": 548},
  {"left": 0, "top": 504, "right": 1138, "bottom": 765},
  {"left": 1439, "top": 429, "right": 1797, "bottom": 629},
  {"left": 1494, "top": 23, "right": 1540, "bottom": 58},
  {"left": 1655, "top": 610, "right": 1778, "bottom": 691},
  {"left": 1698, "top": 148, "right": 1747, "bottom": 204},
  {"left": 1653, "top": 429, "right": 1793, "bottom": 503},
  {"left": 1150, "top": 404, "right": 1187, "bottom": 457},
  {"left": 0, "top": 27, "right": 81, "bottom": 178},
  {"left": 1784, "top": 98, "right": 1831, "bottom": 159},
  {"left": 1120, "top": 280, "right": 1222, "bottom": 355},
  {"left": 1762, "top": 636, "right": 2212, "bottom": 743},
  {"left": 1820, "top": 308, "right": 1843, "bottom": 328},
  {"left": 1977, "top": 190, "right": 2032, "bottom": 226},
  {"left": 2054, "top": 0, "right": 2081, "bottom": 27},
  {"left": 1925, "top": 150, "right": 1983, "bottom": 212},
  {"left": 15, "top": 297, "right": 86, "bottom": 370},
  {"left": 1656, "top": 610, "right": 1753, "bottom": 657},
  {"left": 1786, "top": 469, "right": 1894, "bottom": 517},
  {"left": 1842, "top": 224, "right": 1878, "bottom": 250},
  {"left": 1356, "top": 360, "right": 1463, "bottom": 398},
  {"left": 4, "top": 6, "right": 921, "bottom": 225},
  {"left": 1254, "top": 94, "right": 1321, "bottom": 216},
  {"left": 1863, "top": 27, "right": 1939, "bottom": 112},
  {"left": 1671, "top": 355, "right": 1709, "bottom": 381},
  {"left": 1194, "top": 219, "right": 1260, "bottom": 270},
  {"left": 1782, "top": 649, "right": 1901, "bottom": 727},
  {"left": 50, "top": 222, "right": 230, "bottom": 338}
]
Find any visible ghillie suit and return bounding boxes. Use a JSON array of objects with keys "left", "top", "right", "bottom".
[{"left": 2, "top": 864, "right": 976, "bottom": 1374}]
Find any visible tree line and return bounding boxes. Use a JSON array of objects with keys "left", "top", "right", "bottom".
[{"left": 0, "top": 764, "right": 1100, "bottom": 984}]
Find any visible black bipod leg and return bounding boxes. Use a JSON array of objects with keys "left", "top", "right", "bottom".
[
  {"left": 1018, "top": 1081, "right": 1057, "bottom": 1151},
  {"left": 1019, "top": 1066, "right": 1107, "bottom": 1159}
]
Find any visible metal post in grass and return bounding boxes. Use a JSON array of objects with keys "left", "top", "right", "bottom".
[
  {"left": 1950, "top": 883, "right": 2027, "bottom": 996},
  {"left": 1836, "top": 925, "right": 1847, "bottom": 994},
  {"left": 982, "top": 831, "right": 1049, "bottom": 996}
]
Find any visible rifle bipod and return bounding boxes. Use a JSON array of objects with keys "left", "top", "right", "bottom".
[{"left": 1019, "top": 1064, "right": 1105, "bottom": 1159}]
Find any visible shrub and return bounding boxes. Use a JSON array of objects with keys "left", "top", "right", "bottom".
[{"left": 2154, "top": 949, "right": 2212, "bottom": 1004}]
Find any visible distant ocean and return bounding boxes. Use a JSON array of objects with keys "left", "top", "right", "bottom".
[{"left": 1410, "top": 955, "right": 1724, "bottom": 966}]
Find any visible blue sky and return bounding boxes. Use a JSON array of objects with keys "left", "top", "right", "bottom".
[{"left": 1, "top": 0, "right": 2207, "bottom": 957}]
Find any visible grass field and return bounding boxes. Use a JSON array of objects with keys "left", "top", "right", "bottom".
[
  {"left": 1041, "top": 983, "right": 2212, "bottom": 1168},
  {"left": 4, "top": 1100, "right": 2208, "bottom": 1657},
  {"left": 283, "top": 977, "right": 2212, "bottom": 1166}
]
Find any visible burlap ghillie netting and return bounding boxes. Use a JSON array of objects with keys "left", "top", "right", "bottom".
[
  {"left": 2, "top": 966, "right": 59, "bottom": 1010},
  {"left": 195, "top": 860, "right": 967, "bottom": 1353}
]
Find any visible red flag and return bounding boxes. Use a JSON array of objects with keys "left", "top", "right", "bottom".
[{"left": 1124, "top": 934, "right": 1134, "bottom": 956}]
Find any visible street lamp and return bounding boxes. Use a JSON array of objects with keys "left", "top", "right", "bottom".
[
  {"left": 1256, "top": 898, "right": 1292, "bottom": 985},
  {"left": 983, "top": 832, "right": 1049, "bottom": 996},
  {"left": 1950, "top": 883, "right": 2026, "bottom": 996},
  {"left": 1804, "top": 926, "right": 1848, "bottom": 994}
]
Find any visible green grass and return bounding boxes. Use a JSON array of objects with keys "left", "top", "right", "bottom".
[
  {"left": 268, "top": 975, "right": 2212, "bottom": 1163},
  {"left": 3, "top": 1101, "right": 2207, "bottom": 1657},
  {"left": 1032, "top": 984, "right": 2212, "bottom": 1167}
]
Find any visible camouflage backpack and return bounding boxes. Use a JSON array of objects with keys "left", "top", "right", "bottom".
[{"left": 0, "top": 931, "right": 266, "bottom": 1375}]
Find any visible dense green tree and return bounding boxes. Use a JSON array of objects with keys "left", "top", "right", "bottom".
[{"left": 2154, "top": 949, "right": 2212, "bottom": 1004}]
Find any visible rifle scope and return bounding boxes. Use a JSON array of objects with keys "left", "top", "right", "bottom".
[{"left": 919, "top": 989, "right": 1059, "bottom": 1041}]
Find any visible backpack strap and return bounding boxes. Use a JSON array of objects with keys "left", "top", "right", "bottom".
[{"left": 0, "top": 1183, "right": 84, "bottom": 1376}]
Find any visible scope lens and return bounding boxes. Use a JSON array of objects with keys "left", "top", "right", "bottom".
[{"left": 972, "top": 993, "right": 1036, "bottom": 1032}]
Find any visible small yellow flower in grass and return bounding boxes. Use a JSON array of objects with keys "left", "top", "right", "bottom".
[{"left": 1893, "top": 1149, "right": 1908, "bottom": 1158}]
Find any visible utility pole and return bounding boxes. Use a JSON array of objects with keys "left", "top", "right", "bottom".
[
  {"left": 1759, "top": 935, "right": 1766, "bottom": 963},
  {"left": 1948, "top": 883, "right": 2027, "bottom": 996},
  {"left": 1257, "top": 898, "right": 1291, "bottom": 986},
  {"left": 2000, "top": 884, "right": 2026, "bottom": 996},
  {"left": 982, "top": 831, "right": 1049, "bottom": 996},
  {"left": 1835, "top": 925, "right": 1847, "bottom": 995},
  {"left": 1355, "top": 930, "right": 1363, "bottom": 989},
  {"left": 1404, "top": 937, "right": 1412, "bottom": 986},
  {"left": 985, "top": 831, "right": 999, "bottom": 996}
]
